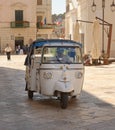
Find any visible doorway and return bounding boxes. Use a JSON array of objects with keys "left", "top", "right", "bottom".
[{"left": 15, "top": 37, "right": 24, "bottom": 49}]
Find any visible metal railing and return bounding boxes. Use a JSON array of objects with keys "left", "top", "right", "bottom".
[
  {"left": 10, "top": 21, "right": 30, "bottom": 28},
  {"left": 37, "top": 22, "right": 55, "bottom": 29}
]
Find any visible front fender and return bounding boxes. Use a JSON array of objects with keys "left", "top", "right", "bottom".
[{"left": 54, "top": 81, "right": 74, "bottom": 93}]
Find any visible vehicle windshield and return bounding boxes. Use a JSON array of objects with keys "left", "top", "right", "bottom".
[{"left": 42, "top": 46, "right": 82, "bottom": 64}]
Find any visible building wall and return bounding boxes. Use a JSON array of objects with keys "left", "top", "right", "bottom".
[
  {"left": 65, "top": 0, "right": 78, "bottom": 40},
  {"left": 78, "top": 0, "right": 115, "bottom": 57},
  {"left": 65, "top": 0, "right": 115, "bottom": 57},
  {"left": 37, "top": 0, "right": 52, "bottom": 23},
  {"left": 0, "top": 0, "right": 37, "bottom": 53},
  {"left": 0, "top": 0, "right": 53, "bottom": 53},
  {"left": 36, "top": 0, "right": 53, "bottom": 39}
]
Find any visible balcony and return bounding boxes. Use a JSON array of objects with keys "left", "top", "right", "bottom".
[
  {"left": 37, "top": 22, "right": 56, "bottom": 29},
  {"left": 10, "top": 21, "right": 30, "bottom": 28}
]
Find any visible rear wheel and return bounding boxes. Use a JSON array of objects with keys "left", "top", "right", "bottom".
[
  {"left": 60, "top": 93, "right": 68, "bottom": 109},
  {"left": 28, "top": 90, "right": 33, "bottom": 99}
]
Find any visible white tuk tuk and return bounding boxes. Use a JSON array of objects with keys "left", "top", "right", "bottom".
[{"left": 25, "top": 39, "right": 84, "bottom": 109}]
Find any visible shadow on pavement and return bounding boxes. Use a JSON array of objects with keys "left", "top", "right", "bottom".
[
  {"left": 0, "top": 66, "right": 115, "bottom": 130},
  {"left": 0, "top": 66, "right": 114, "bottom": 109}
]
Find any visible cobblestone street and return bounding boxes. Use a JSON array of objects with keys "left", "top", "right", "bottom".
[{"left": 0, "top": 55, "right": 115, "bottom": 130}]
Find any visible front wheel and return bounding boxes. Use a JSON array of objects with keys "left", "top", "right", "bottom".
[
  {"left": 28, "top": 90, "right": 33, "bottom": 99},
  {"left": 60, "top": 93, "right": 68, "bottom": 109}
]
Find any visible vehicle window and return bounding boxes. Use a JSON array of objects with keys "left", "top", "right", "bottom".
[{"left": 42, "top": 46, "right": 82, "bottom": 64}]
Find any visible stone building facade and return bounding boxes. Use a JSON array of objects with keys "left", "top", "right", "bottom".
[
  {"left": 36, "top": 0, "right": 53, "bottom": 40},
  {"left": 0, "top": 0, "right": 53, "bottom": 53}
]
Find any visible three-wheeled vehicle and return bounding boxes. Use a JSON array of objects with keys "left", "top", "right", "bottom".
[{"left": 25, "top": 39, "right": 84, "bottom": 109}]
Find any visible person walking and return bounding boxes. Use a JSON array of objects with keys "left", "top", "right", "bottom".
[
  {"left": 24, "top": 38, "right": 33, "bottom": 91},
  {"left": 4, "top": 44, "right": 12, "bottom": 60}
]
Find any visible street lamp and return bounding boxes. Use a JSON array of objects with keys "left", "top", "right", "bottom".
[
  {"left": 111, "top": 0, "right": 115, "bottom": 12},
  {"left": 91, "top": 0, "right": 115, "bottom": 54},
  {"left": 91, "top": 0, "right": 96, "bottom": 12}
]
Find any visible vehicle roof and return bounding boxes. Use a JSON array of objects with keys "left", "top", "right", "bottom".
[{"left": 32, "top": 39, "right": 82, "bottom": 48}]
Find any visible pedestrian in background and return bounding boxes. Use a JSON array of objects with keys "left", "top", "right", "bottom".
[{"left": 4, "top": 44, "right": 12, "bottom": 60}]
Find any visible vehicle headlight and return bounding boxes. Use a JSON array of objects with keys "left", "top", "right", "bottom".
[
  {"left": 75, "top": 72, "right": 83, "bottom": 79},
  {"left": 43, "top": 72, "right": 53, "bottom": 79}
]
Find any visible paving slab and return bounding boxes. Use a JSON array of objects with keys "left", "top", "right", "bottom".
[{"left": 0, "top": 55, "right": 115, "bottom": 130}]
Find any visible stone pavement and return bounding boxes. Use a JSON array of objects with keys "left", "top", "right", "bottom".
[{"left": 0, "top": 55, "right": 115, "bottom": 130}]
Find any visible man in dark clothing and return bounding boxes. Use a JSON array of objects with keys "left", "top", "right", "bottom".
[{"left": 24, "top": 39, "right": 33, "bottom": 90}]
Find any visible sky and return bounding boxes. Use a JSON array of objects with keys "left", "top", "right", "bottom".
[{"left": 52, "top": 0, "right": 66, "bottom": 14}]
